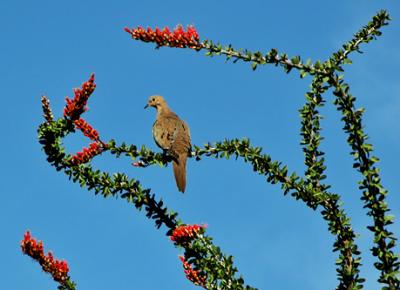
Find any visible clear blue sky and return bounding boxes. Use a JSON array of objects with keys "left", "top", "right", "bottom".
[{"left": 1, "top": 1, "right": 399, "bottom": 289}]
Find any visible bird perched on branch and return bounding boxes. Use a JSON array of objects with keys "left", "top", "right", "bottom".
[{"left": 145, "top": 95, "right": 191, "bottom": 193}]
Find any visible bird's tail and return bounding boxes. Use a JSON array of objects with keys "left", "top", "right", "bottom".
[{"left": 173, "top": 154, "right": 187, "bottom": 193}]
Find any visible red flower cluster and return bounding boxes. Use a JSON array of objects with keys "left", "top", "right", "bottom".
[
  {"left": 74, "top": 118, "right": 99, "bottom": 141},
  {"left": 70, "top": 142, "right": 103, "bottom": 166},
  {"left": 179, "top": 256, "right": 206, "bottom": 287},
  {"left": 62, "top": 74, "right": 106, "bottom": 166},
  {"left": 64, "top": 73, "right": 96, "bottom": 120},
  {"left": 21, "top": 231, "right": 70, "bottom": 284},
  {"left": 170, "top": 224, "right": 206, "bottom": 244},
  {"left": 124, "top": 25, "right": 201, "bottom": 49}
]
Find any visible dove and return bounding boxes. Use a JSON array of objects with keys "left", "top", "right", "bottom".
[{"left": 145, "top": 95, "right": 191, "bottom": 192}]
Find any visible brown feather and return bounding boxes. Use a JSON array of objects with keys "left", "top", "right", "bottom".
[
  {"left": 173, "top": 153, "right": 187, "bottom": 193},
  {"left": 146, "top": 95, "right": 191, "bottom": 193}
]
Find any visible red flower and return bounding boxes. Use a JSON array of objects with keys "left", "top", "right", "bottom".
[
  {"left": 70, "top": 142, "right": 104, "bottom": 165},
  {"left": 64, "top": 74, "right": 96, "bottom": 120},
  {"left": 179, "top": 256, "right": 206, "bottom": 287},
  {"left": 21, "top": 231, "right": 70, "bottom": 284},
  {"left": 170, "top": 224, "right": 206, "bottom": 244},
  {"left": 124, "top": 25, "right": 201, "bottom": 49},
  {"left": 74, "top": 118, "right": 100, "bottom": 141}
]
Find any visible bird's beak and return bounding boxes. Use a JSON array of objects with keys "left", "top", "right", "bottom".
[{"left": 144, "top": 104, "right": 149, "bottom": 109}]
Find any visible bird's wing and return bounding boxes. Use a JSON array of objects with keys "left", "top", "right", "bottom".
[
  {"left": 153, "top": 114, "right": 180, "bottom": 150},
  {"left": 153, "top": 114, "right": 191, "bottom": 154},
  {"left": 175, "top": 119, "right": 191, "bottom": 153}
]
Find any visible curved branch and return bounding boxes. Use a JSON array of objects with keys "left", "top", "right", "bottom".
[
  {"left": 200, "top": 41, "right": 318, "bottom": 76},
  {"left": 299, "top": 74, "right": 363, "bottom": 289},
  {"left": 38, "top": 100, "right": 258, "bottom": 289},
  {"left": 108, "top": 136, "right": 366, "bottom": 289},
  {"left": 35, "top": 10, "right": 396, "bottom": 289},
  {"left": 329, "top": 76, "right": 400, "bottom": 289},
  {"left": 329, "top": 10, "right": 390, "bottom": 70}
]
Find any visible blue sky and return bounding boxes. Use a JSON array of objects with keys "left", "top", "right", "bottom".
[{"left": 1, "top": 1, "right": 399, "bottom": 289}]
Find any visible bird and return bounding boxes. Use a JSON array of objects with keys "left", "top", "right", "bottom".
[{"left": 145, "top": 95, "right": 191, "bottom": 193}]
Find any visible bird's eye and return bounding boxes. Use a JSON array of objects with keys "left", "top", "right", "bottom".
[{"left": 152, "top": 98, "right": 155, "bottom": 101}]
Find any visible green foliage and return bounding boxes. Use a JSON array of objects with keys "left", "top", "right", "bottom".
[
  {"left": 196, "top": 9, "right": 397, "bottom": 290},
  {"left": 37, "top": 9, "right": 398, "bottom": 290},
  {"left": 38, "top": 115, "right": 258, "bottom": 289},
  {"left": 58, "top": 280, "right": 77, "bottom": 290}
]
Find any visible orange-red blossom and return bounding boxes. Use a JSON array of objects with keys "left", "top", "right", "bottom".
[
  {"left": 74, "top": 118, "right": 100, "bottom": 141},
  {"left": 64, "top": 73, "right": 96, "bottom": 120},
  {"left": 63, "top": 74, "right": 106, "bottom": 165},
  {"left": 124, "top": 25, "right": 201, "bottom": 49},
  {"left": 21, "top": 231, "right": 70, "bottom": 284},
  {"left": 170, "top": 224, "right": 206, "bottom": 244},
  {"left": 70, "top": 142, "right": 104, "bottom": 165},
  {"left": 171, "top": 225, "right": 207, "bottom": 286},
  {"left": 179, "top": 256, "right": 206, "bottom": 287}
]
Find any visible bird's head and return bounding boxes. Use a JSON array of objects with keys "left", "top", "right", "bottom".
[{"left": 144, "top": 95, "right": 166, "bottom": 110}]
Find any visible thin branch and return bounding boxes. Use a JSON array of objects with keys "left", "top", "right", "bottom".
[{"left": 329, "top": 75, "right": 399, "bottom": 289}]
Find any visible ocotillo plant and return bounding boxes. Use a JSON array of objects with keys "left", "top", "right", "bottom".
[{"left": 24, "top": 9, "right": 398, "bottom": 290}]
